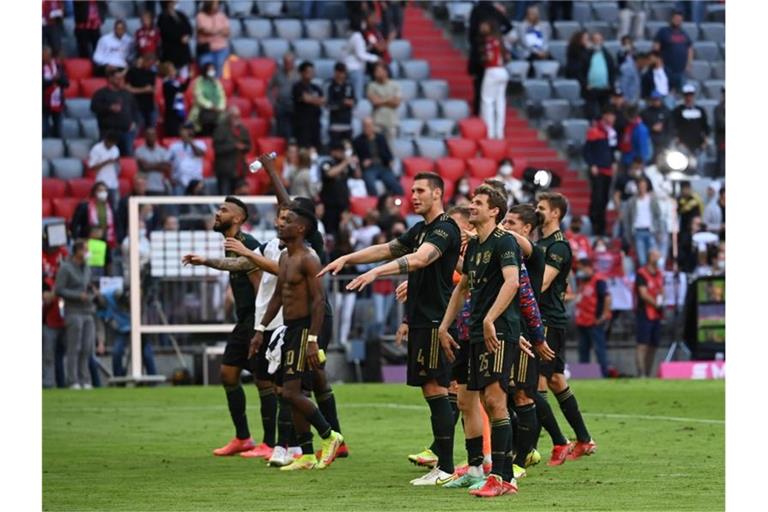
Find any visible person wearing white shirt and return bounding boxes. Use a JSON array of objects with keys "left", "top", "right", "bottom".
[
  {"left": 93, "top": 19, "right": 133, "bottom": 70},
  {"left": 168, "top": 123, "right": 206, "bottom": 194},
  {"left": 343, "top": 19, "right": 379, "bottom": 100},
  {"left": 88, "top": 131, "right": 121, "bottom": 201}
]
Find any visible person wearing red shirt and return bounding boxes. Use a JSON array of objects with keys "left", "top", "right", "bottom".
[
  {"left": 135, "top": 10, "right": 161, "bottom": 57},
  {"left": 43, "top": 45, "right": 69, "bottom": 138},
  {"left": 42, "top": 0, "right": 65, "bottom": 55},
  {"left": 565, "top": 216, "right": 592, "bottom": 269},
  {"left": 479, "top": 20, "right": 509, "bottom": 139},
  {"left": 43, "top": 238, "right": 68, "bottom": 388},
  {"left": 634, "top": 248, "right": 664, "bottom": 377},
  {"left": 574, "top": 258, "right": 612, "bottom": 377}
]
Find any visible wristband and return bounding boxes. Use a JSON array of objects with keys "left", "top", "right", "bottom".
[
  {"left": 307, "top": 334, "right": 318, "bottom": 343},
  {"left": 255, "top": 324, "right": 266, "bottom": 332}
]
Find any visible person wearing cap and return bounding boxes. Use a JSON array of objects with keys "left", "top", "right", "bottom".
[
  {"left": 672, "top": 84, "right": 710, "bottom": 174},
  {"left": 168, "top": 122, "right": 206, "bottom": 195},
  {"left": 326, "top": 62, "right": 355, "bottom": 146},
  {"left": 574, "top": 258, "right": 611, "bottom": 378},
  {"left": 652, "top": 10, "right": 693, "bottom": 93},
  {"left": 641, "top": 89, "right": 672, "bottom": 161}
]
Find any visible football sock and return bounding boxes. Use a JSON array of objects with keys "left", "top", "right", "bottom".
[
  {"left": 556, "top": 387, "right": 591, "bottom": 442},
  {"left": 426, "top": 394, "right": 455, "bottom": 474},
  {"left": 490, "top": 417, "right": 511, "bottom": 480},
  {"left": 513, "top": 403, "right": 539, "bottom": 466},
  {"left": 306, "top": 407, "right": 332, "bottom": 439},
  {"left": 502, "top": 424, "right": 515, "bottom": 482},
  {"left": 296, "top": 431, "right": 314, "bottom": 455},
  {"left": 224, "top": 385, "right": 250, "bottom": 440},
  {"left": 448, "top": 392, "right": 460, "bottom": 426},
  {"left": 316, "top": 389, "right": 341, "bottom": 434},
  {"left": 277, "top": 396, "right": 294, "bottom": 447},
  {"left": 466, "top": 436, "right": 484, "bottom": 469},
  {"left": 258, "top": 387, "right": 277, "bottom": 447},
  {"left": 534, "top": 390, "right": 569, "bottom": 446}
]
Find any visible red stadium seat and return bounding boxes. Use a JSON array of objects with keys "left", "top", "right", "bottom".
[
  {"left": 227, "top": 59, "right": 249, "bottom": 80},
  {"left": 252, "top": 97, "right": 274, "bottom": 119},
  {"left": 236, "top": 78, "right": 267, "bottom": 100},
  {"left": 435, "top": 157, "right": 467, "bottom": 182},
  {"left": 468, "top": 177, "right": 484, "bottom": 191},
  {"left": 394, "top": 195, "right": 411, "bottom": 216},
  {"left": 52, "top": 198, "right": 80, "bottom": 221},
  {"left": 220, "top": 78, "right": 235, "bottom": 97},
  {"left": 64, "top": 58, "right": 93, "bottom": 80},
  {"left": 458, "top": 117, "right": 488, "bottom": 141},
  {"left": 478, "top": 139, "right": 508, "bottom": 162},
  {"left": 63, "top": 80, "right": 80, "bottom": 99},
  {"left": 43, "top": 198, "right": 53, "bottom": 217},
  {"left": 227, "top": 96, "right": 252, "bottom": 117},
  {"left": 67, "top": 178, "right": 95, "bottom": 199},
  {"left": 241, "top": 118, "right": 269, "bottom": 143},
  {"left": 247, "top": 58, "right": 277, "bottom": 81},
  {"left": 198, "top": 137, "right": 214, "bottom": 163},
  {"left": 119, "top": 178, "right": 133, "bottom": 196},
  {"left": 80, "top": 78, "right": 107, "bottom": 98},
  {"left": 509, "top": 156, "right": 527, "bottom": 179},
  {"left": 203, "top": 158, "right": 213, "bottom": 177},
  {"left": 443, "top": 180, "right": 455, "bottom": 200},
  {"left": 154, "top": 78, "right": 165, "bottom": 114},
  {"left": 400, "top": 176, "right": 413, "bottom": 195},
  {"left": 445, "top": 138, "right": 477, "bottom": 160},
  {"left": 402, "top": 157, "right": 434, "bottom": 177},
  {"left": 257, "top": 137, "right": 287, "bottom": 155},
  {"left": 43, "top": 178, "right": 67, "bottom": 199},
  {"left": 119, "top": 158, "right": 139, "bottom": 181},
  {"left": 467, "top": 158, "right": 497, "bottom": 179},
  {"left": 349, "top": 196, "right": 379, "bottom": 217}
]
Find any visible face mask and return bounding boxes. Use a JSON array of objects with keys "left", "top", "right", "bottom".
[
  {"left": 594, "top": 244, "right": 607, "bottom": 253},
  {"left": 576, "top": 270, "right": 590, "bottom": 281},
  {"left": 499, "top": 165, "right": 513, "bottom": 177},
  {"left": 206, "top": 69, "right": 215, "bottom": 78},
  {"left": 83, "top": 252, "right": 91, "bottom": 261},
  {"left": 459, "top": 184, "right": 470, "bottom": 195},
  {"left": 96, "top": 190, "right": 108, "bottom": 202},
  {"left": 344, "top": 148, "right": 353, "bottom": 159}
]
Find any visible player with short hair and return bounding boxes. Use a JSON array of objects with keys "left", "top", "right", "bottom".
[{"left": 320, "top": 172, "right": 462, "bottom": 485}]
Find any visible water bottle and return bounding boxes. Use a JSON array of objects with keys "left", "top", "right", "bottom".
[{"left": 249, "top": 152, "right": 277, "bottom": 173}]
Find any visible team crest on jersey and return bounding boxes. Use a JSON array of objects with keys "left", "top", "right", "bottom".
[
  {"left": 434, "top": 229, "right": 449, "bottom": 239},
  {"left": 482, "top": 251, "right": 491, "bottom": 264},
  {"left": 501, "top": 250, "right": 516, "bottom": 260}
]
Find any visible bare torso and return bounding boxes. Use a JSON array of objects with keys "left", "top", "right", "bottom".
[{"left": 279, "top": 246, "right": 312, "bottom": 321}]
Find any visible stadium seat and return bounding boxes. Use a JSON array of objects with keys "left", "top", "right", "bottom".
[
  {"left": 553, "top": 21, "right": 582, "bottom": 40},
  {"left": 119, "top": 178, "right": 133, "bottom": 197},
  {"left": 634, "top": 40, "right": 653, "bottom": 54},
  {"left": 572, "top": 1, "right": 592, "bottom": 22},
  {"left": 51, "top": 158, "right": 84, "bottom": 180},
  {"left": 506, "top": 61, "right": 531, "bottom": 82},
  {"left": 61, "top": 118, "right": 81, "bottom": 139},
  {"left": 435, "top": 157, "right": 466, "bottom": 182},
  {"left": 53, "top": 197, "right": 80, "bottom": 221},
  {"left": 322, "top": 39, "right": 347, "bottom": 60},
  {"left": 228, "top": 20, "right": 244, "bottom": 39},
  {"left": 64, "top": 58, "right": 93, "bottom": 81},
  {"left": 260, "top": 39, "right": 290, "bottom": 60},
  {"left": 703, "top": 80, "right": 725, "bottom": 99},
  {"left": 219, "top": 78, "right": 235, "bottom": 97},
  {"left": 583, "top": 21, "right": 613, "bottom": 40},
  {"left": 467, "top": 158, "right": 497, "bottom": 179},
  {"left": 650, "top": 3, "right": 674, "bottom": 22},
  {"left": 274, "top": 19, "right": 303, "bottom": 41},
  {"left": 244, "top": 18, "right": 272, "bottom": 38},
  {"left": 400, "top": 176, "right": 414, "bottom": 195},
  {"left": 226, "top": 96, "right": 251, "bottom": 117},
  {"left": 532, "top": 60, "right": 560, "bottom": 80},
  {"left": 398, "top": 119, "right": 424, "bottom": 139},
  {"left": 247, "top": 58, "right": 277, "bottom": 81},
  {"left": 687, "top": 61, "right": 710, "bottom": 82},
  {"left": 592, "top": 2, "right": 619, "bottom": 22},
  {"left": 257, "top": 1, "right": 284, "bottom": 17},
  {"left": 79, "top": 119, "right": 100, "bottom": 140},
  {"left": 408, "top": 99, "right": 438, "bottom": 122},
  {"left": 43, "top": 138, "right": 65, "bottom": 159},
  {"left": 458, "top": 118, "right": 488, "bottom": 140},
  {"left": 66, "top": 98, "right": 94, "bottom": 120},
  {"left": 694, "top": 41, "right": 719, "bottom": 61},
  {"left": 448, "top": 2, "right": 473, "bottom": 26},
  {"left": 542, "top": 99, "right": 571, "bottom": 124},
  {"left": 43, "top": 198, "right": 53, "bottom": 218},
  {"left": 312, "top": 60, "right": 336, "bottom": 81},
  {"left": 43, "top": 159, "right": 51, "bottom": 178},
  {"left": 401, "top": 60, "right": 430, "bottom": 81},
  {"left": 552, "top": 79, "right": 583, "bottom": 106},
  {"left": 645, "top": 20, "right": 666, "bottom": 40},
  {"left": 509, "top": 157, "right": 528, "bottom": 179},
  {"left": 711, "top": 61, "right": 725, "bottom": 80},
  {"left": 443, "top": 180, "right": 456, "bottom": 200},
  {"left": 425, "top": 119, "right": 455, "bottom": 138},
  {"left": 402, "top": 157, "right": 435, "bottom": 177},
  {"left": 232, "top": 38, "right": 261, "bottom": 59},
  {"left": 63, "top": 80, "right": 81, "bottom": 99},
  {"left": 415, "top": 138, "right": 446, "bottom": 160},
  {"left": 395, "top": 80, "right": 418, "bottom": 102},
  {"left": 478, "top": 139, "right": 508, "bottom": 162},
  {"left": 562, "top": 118, "right": 590, "bottom": 153},
  {"left": 349, "top": 196, "right": 379, "bottom": 217},
  {"left": 119, "top": 158, "right": 139, "bottom": 181},
  {"left": 388, "top": 61, "right": 401, "bottom": 79},
  {"left": 389, "top": 40, "right": 413, "bottom": 61},
  {"left": 391, "top": 138, "right": 415, "bottom": 160},
  {"left": 67, "top": 178, "right": 95, "bottom": 199},
  {"left": 305, "top": 19, "right": 332, "bottom": 40},
  {"left": 107, "top": 0, "right": 134, "bottom": 18},
  {"left": 548, "top": 40, "right": 568, "bottom": 68},
  {"left": 697, "top": 99, "right": 719, "bottom": 126},
  {"left": 700, "top": 22, "right": 725, "bottom": 43},
  {"left": 65, "top": 139, "right": 93, "bottom": 160},
  {"left": 683, "top": 22, "right": 700, "bottom": 42},
  {"left": 353, "top": 99, "right": 373, "bottom": 120},
  {"left": 603, "top": 40, "right": 620, "bottom": 60},
  {"left": 80, "top": 78, "right": 107, "bottom": 98},
  {"left": 227, "top": 59, "right": 249, "bottom": 80},
  {"left": 257, "top": 137, "right": 286, "bottom": 155},
  {"left": 252, "top": 97, "right": 274, "bottom": 119},
  {"left": 420, "top": 80, "right": 449, "bottom": 101},
  {"left": 235, "top": 78, "right": 267, "bottom": 100},
  {"left": 43, "top": 177, "right": 67, "bottom": 199},
  {"left": 292, "top": 39, "right": 322, "bottom": 60},
  {"left": 441, "top": 99, "right": 470, "bottom": 122},
  {"left": 241, "top": 118, "right": 270, "bottom": 143},
  {"left": 445, "top": 138, "right": 477, "bottom": 159},
  {"left": 229, "top": 0, "right": 255, "bottom": 17}
]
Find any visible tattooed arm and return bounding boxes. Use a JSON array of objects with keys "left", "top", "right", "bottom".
[
  {"left": 182, "top": 253, "right": 256, "bottom": 272},
  {"left": 345, "top": 243, "right": 442, "bottom": 292},
  {"left": 317, "top": 238, "right": 409, "bottom": 277}
]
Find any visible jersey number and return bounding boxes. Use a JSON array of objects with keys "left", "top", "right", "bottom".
[
  {"left": 479, "top": 353, "right": 489, "bottom": 374},
  {"left": 417, "top": 349, "right": 425, "bottom": 366},
  {"left": 285, "top": 351, "right": 294, "bottom": 366}
]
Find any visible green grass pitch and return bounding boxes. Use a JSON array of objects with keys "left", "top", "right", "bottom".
[{"left": 43, "top": 379, "right": 724, "bottom": 511}]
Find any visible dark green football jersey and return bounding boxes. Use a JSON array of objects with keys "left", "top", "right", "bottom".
[
  {"left": 536, "top": 230, "right": 572, "bottom": 328},
  {"left": 226, "top": 231, "right": 260, "bottom": 322},
  {"left": 462, "top": 228, "right": 522, "bottom": 343},
  {"left": 524, "top": 238, "right": 546, "bottom": 302}
]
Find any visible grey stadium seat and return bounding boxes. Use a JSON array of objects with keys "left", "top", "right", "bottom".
[
  {"left": 425, "top": 119, "right": 456, "bottom": 139},
  {"left": 391, "top": 138, "right": 415, "bottom": 159},
  {"left": 650, "top": 3, "right": 675, "bottom": 22},
  {"left": 257, "top": 1, "right": 284, "bottom": 17},
  {"left": 312, "top": 60, "right": 336, "bottom": 80},
  {"left": 388, "top": 61, "right": 401, "bottom": 79},
  {"left": 553, "top": 21, "right": 582, "bottom": 41},
  {"left": 65, "top": 98, "right": 93, "bottom": 120},
  {"left": 415, "top": 138, "right": 446, "bottom": 159},
  {"left": 694, "top": 41, "right": 719, "bottom": 61},
  {"left": 389, "top": 40, "right": 413, "bottom": 61},
  {"left": 232, "top": 38, "right": 261, "bottom": 59},
  {"left": 440, "top": 99, "right": 470, "bottom": 121},
  {"left": 353, "top": 99, "right": 373, "bottom": 120},
  {"left": 572, "top": 2, "right": 593, "bottom": 23},
  {"left": 698, "top": 99, "right": 718, "bottom": 125},
  {"left": 532, "top": 60, "right": 560, "bottom": 80},
  {"left": 395, "top": 80, "right": 418, "bottom": 102},
  {"left": 552, "top": 79, "right": 584, "bottom": 108},
  {"left": 448, "top": 2, "right": 473, "bottom": 25},
  {"left": 80, "top": 119, "right": 100, "bottom": 141},
  {"left": 645, "top": 21, "right": 667, "bottom": 40},
  {"left": 592, "top": 2, "right": 619, "bottom": 22},
  {"left": 107, "top": 0, "right": 134, "bottom": 18},
  {"left": 562, "top": 118, "right": 590, "bottom": 153},
  {"left": 682, "top": 22, "right": 700, "bottom": 42},
  {"left": 43, "top": 139, "right": 65, "bottom": 159},
  {"left": 523, "top": 80, "right": 552, "bottom": 103},
  {"left": 603, "top": 41, "right": 620, "bottom": 60},
  {"left": 703, "top": 80, "right": 725, "bottom": 99},
  {"left": 66, "top": 139, "right": 93, "bottom": 160},
  {"left": 176, "top": 1, "right": 197, "bottom": 18},
  {"left": 51, "top": 158, "right": 84, "bottom": 180},
  {"left": 506, "top": 61, "right": 531, "bottom": 82},
  {"left": 43, "top": 159, "right": 51, "bottom": 178},
  {"left": 261, "top": 39, "right": 290, "bottom": 60},
  {"left": 305, "top": 19, "right": 332, "bottom": 40},
  {"left": 322, "top": 39, "right": 347, "bottom": 60},
  {"left": 635, "top": 40, "right": 653, "bottom": 54},
  {"left": 61, "top": 118, "right": 81, "bottom": 139},
  {"left": 542, "top": 99, "right": 571, "bottom": 123},
  {"left": 244, "top": 18, "right": 273, "bottom": 39},
  {"left": 548, "top": 41, "right": 567, "bottom": 68},
  {"left": 333, "top": 19, "right": 349, "bottom": 37},
  {"left": 396, "top": 101, "right": 408, "bottom": 119},
  {"left": 228, "top": 20, "right": 243, "bottom": 39},
  {"left": 700, "top": 23, "right": 725, "bottom": 43},
  {"left": 711, "top": 61, "right": 725, "bottom": 80},
  {"left": 292, "top": 39, "right": 321, "bottom": 60},
  {"left": 420, "top": 80, "right": 449, "bottom": 101},
  {"left": 583, "top": 21, "right": 613, "bottom": 40},
  {"left": 229, "top": 1, "right": 255, "bottom": 17},
  {"left": 398, "top": 118, "right": 424, "bottom": 139},
  {"left": 688, "top": 61, "right": 711, "bottom": 82},
  {"left": 125, "top": 17, "right": 141, "bottom": 35},
  {"left": 401, "top": 60, "right": 430, "bottom": 81},
  {"left": 274, "top": 19, "right": 303, "bottom": 41}
]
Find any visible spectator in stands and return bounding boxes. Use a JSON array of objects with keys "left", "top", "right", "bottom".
[
  {"left": 494, "top": 158, "right": 526, "bottom": 205},
  {"left": 653, "top": 10, "right": 693, "bottom": 94},
  {"left": 213, "top": 105, "right": 252, "bottom": 196},
  {"left": 467, "top": 1, "right": 512, "bottom": 115},
  {"left": 269, "top": 52, "right": 299, "bottom": 140},
  {"left": 583, "top": 107, "right": 617, "bottom": 236},
  {"left": 574, "top": 257, "right": 611, "bottom": 378},
  {"left": 285, "top": 149, "right": 317, "bottom": 199},
  {"left": 565, "top": 30, "right": 590, "bottom": 91},
  {"left": 547, "top": 0, "right": 571, "bottom": 20},
  {"left": 196, "top": 0, "right": 231, "bottom": 78},
  {"left": 673, "top": 84, "right": 710, "bottom": 175},
  {"left": 160, "top": 61, "right": 189, "bottom": 137},
  {"left": 380, "top": 1, "right": 405, "bottom": 39},
  {"left": 703, "top": 182, "right": 723, "bottom": 235},
  {"left": 584, "top": 32, "right": 617, "bottom": 122},
  {"left": 609, "top": 87, "right": 628, "bottom": 139},
  {"left": 158, "top": 0, "right": 193, "bottom": 79},
  {"left": 367, "top": 62, "right": 401, "bottom": 146},
  {"left": 90, "top": 67, "right": 139, "bottom": 156},
  {"left": 377, "top": 194, "right": 406, "bottom": 234},
  {"left": 634, "top": 247, "right": 664, "bottom": 377},
  {"left": 344, "top": 18, "right": 380, "bottom": 101},
  {"left": 42, "top": 45, "right": 68, "bottom": 138},
  {"left": 676, "top": 181, "right": 703, "bottom": 238},
  {"left": 451, "top": 177, "right": 472, "bottom": 206},
  {"left": 116, "top": 173, "right": 154, "bottom": 243},
  {"left": 102, "top": 288, "right": 157, "bottom": 378},
  {"left": 618, "top": 1, "right": 648, "bottom": 41},
  {"left": 93, "top": 19, "right": 134, "bottom": 73},
  {"left": 189, "top": 62, "right": 226, "bottom": 136},
  {"left": 74, "top": 0, "right": 107, "bottom": 59},
  {"left": 55, "top": 240, "right": 97, "bottom": 389},
  {"left": 641, "top": 51, "right": 669, "bottom": 100},
  {"left": 515, "top": 4, "right": 551, "bottom": 74},
  {"left": 621, "top": 177, "right": 663, "bottom": 266},
  {"left": 279, "top": 140, "right": 300, "bottom": 186},
  {"left": 620, "top": 106, "right": 653, "bottom": 170},
  {"left": 353, "top": 117, "right": 402, "bottom": 196},
  {"left": 613, "top": 156, "right": 647, "bottom": 215},
  {"left": 616, "top": 36, "right": 633, "bottom": 67},
  {"left": 71, "top": 181, "right": 117, "bottom": 248},
  {"left": 136, "top": 10, "right": 161, "bottom": 57},
  {"left": 87, "top": 132, "right": 121, "bottom": 202},
  {"left": 479, "top": 20, "right": 509, "bottom": 140},
  {"left": 169, "top": 122, "right": 206, "bottom": 195},
  {"left": 135, "top": 128, "right": 171, "bottom": 195},
  {"left": 618, "top": 40, "right": 642, "bottom": 104},
  {"left": 42, "top": 0, "right": 65, "bottom": 56},
  {"left": 362, "top": 10, "right": 392, "bottom": 78},
  {"left": 566, "top": 216, "right": 593, "bottom": 263},
  {"left": 641, "top": 90, "right": 672, "bottom": 161},
  {"left": 43, "top": 234, "right": 68, "bottom": 388},
  {"left": 319, "top": 141, "right": 355, "bottom": 235},
  {"left": 369, "top": 231, "right": 397, "bottom": 333},
  {"left": 126, "top": 52, "right": 158, "bottom": 130},
  {"left": 714, "top": 87, "right": 725, "bottom": 178},
  {"left": 330, "top": 224, "right": 360, "bottom": 349},
  {"left": 292, "top": 61, "right": 325, "bottom": 150},
  {"left": 327, "top": 63, "right": 355, "bottom": 145}
]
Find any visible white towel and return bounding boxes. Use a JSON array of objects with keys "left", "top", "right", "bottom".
[{"left": 266, "top": 325, "right": 287, "bottom": 375}]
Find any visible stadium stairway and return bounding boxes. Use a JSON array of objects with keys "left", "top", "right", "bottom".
[{"left": 402, "top": 5, "right": 592, "bottom": 216}]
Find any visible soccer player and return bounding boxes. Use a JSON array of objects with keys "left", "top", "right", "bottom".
[
  {"left": 181, "top": 197, "right": 262, "bottom": 456},
  {"left": 250, "top": 203, "right": 343, "bottom": 470},
  {"left": 438, "top": 185, "right": 521, "bottom": 497},
  {"left": 319, "top": 172, "right": 461, "bottom": 485},
  {"left": 535, "top": 192, "right": 597, "bottom": 462}
]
